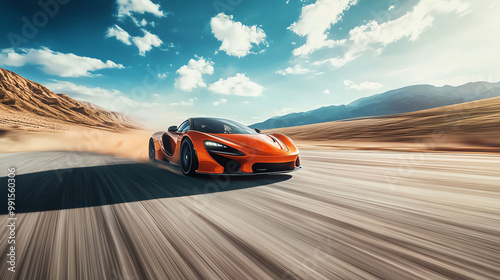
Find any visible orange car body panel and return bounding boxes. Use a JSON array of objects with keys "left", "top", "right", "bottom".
[{"left": 151, "top": 123, "right": 300, "bottom": 175}]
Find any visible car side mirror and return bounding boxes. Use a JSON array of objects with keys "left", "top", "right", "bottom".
[
  {"left": 168, "top": 125, "right": 178, "bottom": 132},
  {"left": 254, "top": 128, "right": 261, "bottom": 133}
]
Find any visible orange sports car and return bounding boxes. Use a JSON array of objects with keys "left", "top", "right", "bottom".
[{"left": 149, "top": 117, "right": 302, "bottom": 176}]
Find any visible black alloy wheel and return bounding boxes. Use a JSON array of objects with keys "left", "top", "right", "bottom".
[
  {"left": 180, "top": 138, "right": 197, "bottom": 176},
  {"left": 149, "top": 138, "right": 155, "bottom": 161}
]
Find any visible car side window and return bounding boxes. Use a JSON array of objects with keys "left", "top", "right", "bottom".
[
  {"left": 181, "top": 122, "right": 190, "bottom": 133},
  {"left": 177, "top": 120, "right": 190, "bottom": 133}
]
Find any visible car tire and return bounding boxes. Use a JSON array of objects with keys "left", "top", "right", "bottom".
[
  {"left": 149, "top": 138, "right": 155, "bottom": 162},
  {"left": 180, "top": 138, "right": 198, "bottom": 176}
]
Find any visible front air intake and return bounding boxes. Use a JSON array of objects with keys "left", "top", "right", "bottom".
[
  {"left": 252, "top": 162, "right": 295, "bottom": 173},
  {"left": 209, "top": 153, "right": 241, "bottom": 174}
]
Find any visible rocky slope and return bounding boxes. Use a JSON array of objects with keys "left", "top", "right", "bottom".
[{"left": 0, "top": 68, "right": 137, "bottom": 131}]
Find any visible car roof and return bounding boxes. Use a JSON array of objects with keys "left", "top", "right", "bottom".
[{"left": 191, "top": 117, "right": 227, "bottom": 120}]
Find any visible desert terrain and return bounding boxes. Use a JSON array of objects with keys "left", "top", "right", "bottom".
[
  {"left": 0, "top": 107, "right": 152, "bottom": 160},
  {"left": 0, "top": 67, "right": 150, "bottom": 160},
  {"left": 2, "top": 96, "right": 499, "bottom": 159},
  {"left": 2, "top": 67, "right": 499, "bottom": 158},
  {"left": 267, "top": 96, "right": 500, "bottom": 153},
  {"left": 1, "top": 68, "right": 500, "bottom": 279}
]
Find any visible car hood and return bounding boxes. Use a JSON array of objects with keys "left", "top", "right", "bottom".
[{"left": 211, "top": 133, "right": 289, "bottom": 154}]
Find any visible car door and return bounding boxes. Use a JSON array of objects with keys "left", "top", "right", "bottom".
[{"left": 160, "top": 120, "right": 188, "bottom": 157}]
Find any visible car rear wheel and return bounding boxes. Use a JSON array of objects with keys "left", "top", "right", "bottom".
[
  {"left": 149, "top": 138, "right": 155, "bottom": 161},
  {"left": 180, "top": 138, "right": 198, "bottom": 176}
]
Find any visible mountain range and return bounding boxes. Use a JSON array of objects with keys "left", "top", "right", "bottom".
[
  {"left": 2, "top": 67, "right": 499, "bottom": 134},
  {"left": 251, "top": 82, "right": 500, "bottom": 129},
  {"left": 0, "top": 68, "right": 137, "bottom": 131}
]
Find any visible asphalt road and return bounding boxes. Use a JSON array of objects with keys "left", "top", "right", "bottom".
[{"left": 1, "top": 150, "right": 499, "bottom": 280}]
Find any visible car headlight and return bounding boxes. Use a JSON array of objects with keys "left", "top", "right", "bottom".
[{"left": 204, "top": 140, "right": 244, "bottom": 156}]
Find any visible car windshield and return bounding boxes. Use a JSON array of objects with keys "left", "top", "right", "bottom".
[{"left": 192, "top": 118, "right": 256, "bottom": 134}]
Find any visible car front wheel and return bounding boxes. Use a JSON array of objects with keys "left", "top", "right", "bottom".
[
  {"left": 180, "top": 138, "right": 197, "bottom": 176},
  {"left": 149, "top": 138, "right": 155, "bottom": 161}
]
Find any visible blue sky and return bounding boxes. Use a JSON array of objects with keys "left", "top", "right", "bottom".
[{"left": 1, "top": 0, "right": 499, "bottom": 129}]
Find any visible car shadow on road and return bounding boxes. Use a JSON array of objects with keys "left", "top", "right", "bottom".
[{"left": 0, "top": 161, "right": 292, "bottom": 214}]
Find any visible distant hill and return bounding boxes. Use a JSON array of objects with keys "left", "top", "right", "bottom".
[
  {"left": 266, "top": 96, "right": 500, "bottom": 152},
  {"left": 251, "top": 82, "right": 500, "bottom": 129},
  {"left": 0, "top": 68, "right": 137, "bottom": 131}
]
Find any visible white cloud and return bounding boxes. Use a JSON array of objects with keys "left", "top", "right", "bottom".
[
  {"left": 44, "top": 80, "right": 157, "bottom": 116},
  {"left": 323, "top": 89, "right": 331, "bottom": 94},
  {"left": 117, "top": 0, "right": 164, "bottom": 18},
  {"left": 276, "top": 64, "right": 311, "bottom": 75},
  {"left": 213, "top": 98, "right": 227, "bottom": 106},
  {"left": 44, "top": 80, "right": 194, "bottom": 130},
  {"left": 140, "top": 19, "right": 148, "bottom": 26},
  {"left": 275, "top": 107, "right": 295, "bottom": 116},
  {"left": 106, "top": 25, "right": 131, "bottom": 45},
  {"left": 46, "top": 81, "right": 121, "bottom": 97},
  {"left": 0, "top": 47, "right": 124, "bottom": 77},
  {"left": 132, "top": 29, "right": 163, "bottom": 56},
  {"left": 106, "top": 26, "right": 163, "bottom": 56},
  {"left": 289, "top": 0, "right": 356, "bottom": 56},
  {"left": 157, "top": 73, "right": 167, "bottom": 79},
  {"left": 313, "top": 51, "right": 358, "bottom": 68},
  {"left": 170, "top": 98, "right": 195, "bottom": 106},
  {"left": 350, "top": 0, "right": 468, "bottom": 45},
  {"left": 375, "top": 0, "right": 500, "bottom": 87},
  {"left": 344, "top": 80, "right": 383, "bottom": 90},
  {"left": 175, "top": 57, "right": 214, "bottom": 91},
  {"left": 317, "top": 0, "right": 469, "bottom": 67},
  {"left": 209, "top": 73, "right": 263, "bottom": 97},
  {"left": 210, "top": 13, "right": 267, "bottom": 57},
  {"left": 388, "top": 5, "right": 395, "bottom": 11}
]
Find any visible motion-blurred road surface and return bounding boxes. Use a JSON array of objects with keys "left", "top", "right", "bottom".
[{"left": 1, "top": 150, "right": 499, "bottom": 279}]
